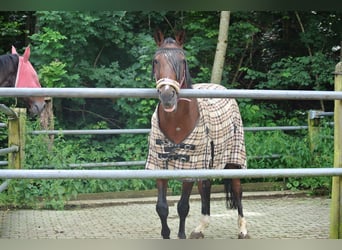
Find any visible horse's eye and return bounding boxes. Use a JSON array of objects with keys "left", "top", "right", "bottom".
[{"left": 153, "top": 59, "right": 158, "bottom": 65}]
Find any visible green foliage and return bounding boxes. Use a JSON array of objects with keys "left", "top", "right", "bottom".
[
  {"left": 29, "top": 27, "right": 67, "bottom": 62},
  {"left": 38, "top": 61, "right": 68, "bottom": 88},
  {"left": 254, "top": 53, "right": 335, "bottom": 91},
  {"left": 0, "top": 12, "right": 32, "bottom": 54},
  {"left": 239, "top": 100, "right": 278, "bottom": 126}
]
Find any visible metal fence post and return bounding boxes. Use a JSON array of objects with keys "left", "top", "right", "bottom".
[
  {"left": 330, "top": 61, "right": 342, "bottom": 239},
  {"left": 8, "top": 108, "right": 26, "bottom": 169}
]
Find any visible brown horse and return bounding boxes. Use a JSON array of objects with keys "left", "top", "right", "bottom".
[
  {"left": 145, "top": 31, "right": 249, "bottom": 239},
  {"left": 0, "top": 46, "right": 45, "bottom": 115}
]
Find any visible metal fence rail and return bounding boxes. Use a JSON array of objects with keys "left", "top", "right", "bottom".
[
  {"left": 0, "top": 145, "right": 19, "bottom": 156},
  {"left": 0, "top": 168, "right": 341, "bottom": 179},
  {"left": 31, "top": 129, "right": 151, "bottom": 135},
  {"left": 0, "top": 104, "right": 18, "bottom": 119},
  {"left": 38, "top": 155, "right": 283, "bottom": 169},
  {"left": 68, "top": 161, "right": 146, "bottom": 168},
  {"left": 30, "top": 126, "right": 313, "bottom": 135},
  {"left": 0, "top": 180, "right": 10, "bottom": 192},
  {"left": 1, "top": 87, "right": 342, "bottom": 100}
]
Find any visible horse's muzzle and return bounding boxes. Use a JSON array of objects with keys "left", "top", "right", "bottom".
[
  {"left": 158, "top": 85, "right": 178, "bottom": 112},
  {"left": 156, "top": 78, "right": 181, "bottom": 113},
  {"left": 29, "top": 100, "right": 46, "bottom": 116}
]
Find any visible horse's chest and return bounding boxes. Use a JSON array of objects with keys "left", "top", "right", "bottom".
[
  {"left": 157, "top": 102, "right": 199, "bottom": 144},
  {"left": 158, "top": 118, "right": 197, "bottom": 145}
]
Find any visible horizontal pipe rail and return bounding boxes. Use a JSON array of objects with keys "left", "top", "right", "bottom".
[
  {"left": 33, "top": 154, "right": 281, "bottom": 169},
  {"left": 1, "top": 87, "right": 342, "bottom": 100},
  {"left": 319, "top": 111, "right": 334, "bottom": 116},
  {"left": 244, "top": 126, "right": 309, "bottom": 131},
  {"left": 70, "top": 161, "right": 146, "bottom": 168},
  {"left": 56, "top": 156, "right": 281, "bottom": 169},
  {"left": 0, "top": 180, "right": 10, "bottom": 193},
  {"left": 0, "top": 168, "right": 341, "bottom": 179},
  {"left": 0, "top": 145, "right": 19, "bottom": 156},
  {"left": 31, "top": 126, "right": 310, "bottom": 135},
  {"left": 0, "top": 161, "right": 8, "bottom": 166},
  {"left": 309, "top": 110, "right": 335, "bottom": 119},
  {"left": 0, "top": 104, "right": 17, "bottom": 119},
  {"left": 31, "top": 129, "right": 151, "bottom": 135}
]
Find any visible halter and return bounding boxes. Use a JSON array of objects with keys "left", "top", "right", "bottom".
[
  {"left": 156, "top": 77, "right": 191, "bottom": 103},
  {"left": 156, "top": 78, "right": 181, "bottom": 93}
]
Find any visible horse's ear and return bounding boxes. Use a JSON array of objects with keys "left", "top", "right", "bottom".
[
  {"left": 23, "top": 46, "right": 31, "bottom": 62},
  {"left": 175, "top": 30, "right": 186, "bottom": 47},
  {"left": 154, "top": 30, "right": 164, "bottom": 47},
  {"left": 11, "top": 46, "right": 18, "bottom": 55}
]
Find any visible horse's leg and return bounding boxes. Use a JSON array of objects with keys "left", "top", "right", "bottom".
[
  {"left": 177, "top": 181, "right": 194, "bottom": 239},
  {"left": 224, "top": 165, "right": 248, "bottom": 239},
  {"left": 189, "top": 179, "right": 211, "bottom": 239},
  {"left": 231, "top": 178, "right": 248, "bottom": 239},
  {"left": 156, "top": 179, "right": 170, "bottom": 239}
]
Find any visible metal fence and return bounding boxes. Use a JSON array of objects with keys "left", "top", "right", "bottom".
[
  {"left": 30, "top": 126, "right": 311, "bottom": 136},
  {"left": 1, "top": 85, "right": 342, "bottom": 239},
  {"left": 0, "top": 104, "right": 19, "bottom": 192},
  {"left": 0, "top": 87, "right": 340, "bottom": 179}
]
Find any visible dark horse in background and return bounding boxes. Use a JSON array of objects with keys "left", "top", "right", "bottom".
[
  {"left": 0, "top": 46, "right": 45, "bottom": 115},
  {"left": 145, "top": 31, "right": 249, "bottom": 239}
]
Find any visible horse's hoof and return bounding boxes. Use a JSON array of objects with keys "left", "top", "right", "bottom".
[
  {"left": 189, "top": 231, "right": 204, "bottom": 239},
  {"left": 177, "top": 233, "right": 186, "bottom": 239},
  {"left": 238, "top": 233, "right": 250, "bottom": 239},
  {"left": 161, "top": 228, "right": 171, "bottom": 239}
]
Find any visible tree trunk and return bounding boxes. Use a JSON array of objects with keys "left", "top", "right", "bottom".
[{"left": 211, "top": 11, "right": 230, "bottom": 84}]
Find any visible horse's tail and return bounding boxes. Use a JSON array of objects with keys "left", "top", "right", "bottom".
[{"left": 223, "top": 179, "right": 238, "bottom": 209}]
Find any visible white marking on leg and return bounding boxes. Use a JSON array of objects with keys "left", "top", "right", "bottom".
[
  {"left": 194, "top": 214, "right": 210, "bottom": 233},
  {"left": 238, "top": 215, "right": 248, "bottom": 236}
]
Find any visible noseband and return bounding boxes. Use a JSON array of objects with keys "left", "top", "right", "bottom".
[{"left": 156, "top": 78, "right": 181, "bottom": 93}]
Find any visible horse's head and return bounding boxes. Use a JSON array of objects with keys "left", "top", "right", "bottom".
[
  {"left": 152, "top": 30, "right": 192, "bottom": 112},
  {"left": 12, "top": 46, "right": 46, "bottom": 116}
]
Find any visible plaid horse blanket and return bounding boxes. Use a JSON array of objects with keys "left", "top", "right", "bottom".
[{"left": 145, "top": 83, "right": 247, "bottom": 170}]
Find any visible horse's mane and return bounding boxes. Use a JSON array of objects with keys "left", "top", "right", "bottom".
[{"left": 0, "top": 53, "right": 19, "bottom": 87}]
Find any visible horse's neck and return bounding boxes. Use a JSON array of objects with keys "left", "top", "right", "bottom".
[
  {"left": 0, "top": 72, "right": 17, "bottom": 87},
  {"left": 158, "top": 98, "right": 199, "bottom": 144}
]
